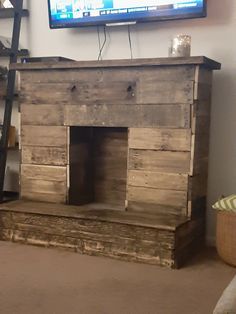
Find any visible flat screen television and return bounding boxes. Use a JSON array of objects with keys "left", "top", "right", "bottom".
[{"left": 48, "top": 0, "right": 206, "bottom": 29}]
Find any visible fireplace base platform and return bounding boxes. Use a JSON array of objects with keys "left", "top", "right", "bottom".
[{"left": 0, "top": 201, "right": 204, "bottom": 268}]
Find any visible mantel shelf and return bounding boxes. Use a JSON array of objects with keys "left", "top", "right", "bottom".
[{"left": 0, "top": 8, "right": 29, "bottom": 19}]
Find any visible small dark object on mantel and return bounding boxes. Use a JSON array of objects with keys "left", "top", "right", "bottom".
[{"left": 21, "top": 56, "right": 74, "bottom": 63}]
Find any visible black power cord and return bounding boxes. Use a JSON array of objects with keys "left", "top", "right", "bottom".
[{"left": 97, "top": 26, "right": 107, "bottom": 61}]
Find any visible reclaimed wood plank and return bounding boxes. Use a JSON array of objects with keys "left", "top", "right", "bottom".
[
  {"left": 22, "top": 146, "right": 67, "bottom": 166},
  {"left": 138, "top": 80, "right": 193, "bottom": 104},
  {"left": 191, "top": 101, "right": 211, "bottom": 135},
  {"left": 128, "top": 186, "right": 187, "bottom": 211},
  {"left": 21, "top": 126, "right": 67, "bottom": 147},
  {"left": 129, "top": 128, "right": 191, "bottom": 151},
  {"left": 194, "top": 66, "right": 213, "bottom": 85},
  {"left": 21, "top": 188, "right": 66, "bottom": 204},
  {"left": 64, "top": 104, "right": 190, "bottom": 128},
  {"left": 129, "top": 149, "right": 191, "bottom": 174},
  {"left": 21, "top": 164, "right": 67, "bottom": 182},
  {"left": 21, "top": 104, "right": 64, "bottom": 126},
  {"left": 194, "top": 83, "right": 212, "bottom": 101},
  {"left": 21, "top": 178, "right": 66, "bottom": 195},
  {"left": 93, "top": 128, "right": 128, "bottom": 207},
  {"left": 188, "top": 174, "right": 208, "bottom": 201},
  {"left": 20, "top": 66, "right": 195, "bottom": 84},
  {"left": 11, "top": 56, "right": 221, "bottom": 71},
  {"left": 127, "top": 201, "right": 187, "bottom": 216},
  {"left": 0, "top": 200, "right": 189, "bottom": 230},
  {"left": 20, "top": 81, "right": 138, "bottom": 105},
  {"left": 128, "top": 170, "right": 188, "bottom": 191}
]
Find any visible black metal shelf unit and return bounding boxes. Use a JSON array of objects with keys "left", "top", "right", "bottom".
[
  {"left": 0, "top": 8, "right": 28, "bottom": 19},
  {"left": 0, "top": 0, "right": 28, "bottom": 201}
]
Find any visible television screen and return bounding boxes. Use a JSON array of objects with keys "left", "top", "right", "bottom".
[{"left": 48, "top": 0, "right": 206, "bottom": 29}]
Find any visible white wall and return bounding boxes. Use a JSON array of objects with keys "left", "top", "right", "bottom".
[{"left": 3, "top": 0, "right": 236, "bottom": 243}]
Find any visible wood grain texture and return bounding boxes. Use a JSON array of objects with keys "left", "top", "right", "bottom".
[
  {"left": 0, "top": 200, "right": 188, "bottom": 230},
  {"left": 21, "top": 178, "right": 67, "bottom": 204},
  {"left": 129, "top": 149, "right": 191, "bottom": 174},
  {"left": 93, "top": 128, "right": 128, "bottom": 207},
  {"left": 138, "top": 80, "right": 193, "bottom": 104},
  {"left": 188, "top": 174, "right": 208, "bottom": 201},
  {"left": 20, "top": 81, "right": 137, "bottom": 105},
  {"left": 12, "top": 56, "right": 221, "bottom": 71},
  {"left": 64, "top": 104, "right": 190, "bottom": 128},
  {"left": 22, "top": 146, "right": 67, "bottom": 166},
  {"left": 128, "top": 170, "right": 188, "bottom": 191},
  {"left": 21, "top": 104, "right": 64, "bottom": 126},
  {"left": 20, "top": 76, "right": 193, "bottom": 106},
  {"left": 127, "top": 201, "right": 187, "bottom": 216},
  {"left": 21, "top": 126, "right": 67, "bottom": 147},
  {"left": 129, "top": 128, "right": 191, "bottom": 151},
  {"left": 21, "top": 164, "right": 67, "bottom": 182},
  {"left": 69, "top": 127, "right": 94, "bottom": 205},
  {"left": 128, "top": 186, "right": 187, "bottom": 211},
  {"left": 0, "top": 200, "right": 202, "bottom": 268},
  {"left": 20, "top": 66, "right": 195, "bottom": 85}
]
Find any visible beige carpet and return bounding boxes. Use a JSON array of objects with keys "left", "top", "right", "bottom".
[{"left": 0, "top": 241, "right": 235, "bottom": 314}]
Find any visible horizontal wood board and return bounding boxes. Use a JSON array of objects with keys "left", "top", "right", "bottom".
[
  {"left": 0, "top": 200, "right": 204, "bottom": 268},
  {"left": 11, "top": 56, "right": 221, "bottom": 70}
]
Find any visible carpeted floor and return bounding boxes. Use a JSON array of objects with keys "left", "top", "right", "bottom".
[{"left": 0, "top": 241, "right": 235, "bottom": 314}]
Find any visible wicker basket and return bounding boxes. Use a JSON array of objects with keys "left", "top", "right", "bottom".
[{"left": 216, "top": 211, "right": 236, "bottom": 267}]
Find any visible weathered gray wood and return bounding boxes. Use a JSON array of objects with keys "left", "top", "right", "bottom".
[
  {"left": 129, "top": 149, "right": 191, "bottom": 174},
  {"left": 129, "top": 128, "right": 191, "bottom": 151},
  {"left": 21, "top": 126, "right": 67, "bottom": 147},
  {"left": 21, "top": 164, "right": 67, "bottom": 182},
  {"left": 21, "top": 104, "right": 64, "bottom": 126},
  {"left": 138, "top": 80, "right": 193, "bottom": 104},
  {"left": 20, "top": 80, "right": 193, "bottom": 105},
  {"left": 69, "top": 127, "right": 94, "bottom": 205},
  {"left": 194, "top": 66, "right": 213, "bottom": 85},
  {"left": 11, "top": 56, "right": 221, "bottom": 71},
  {"left": 0, "top": 200, "right": 189, "bottom": 230},
  {"left": 188, "top": 174, "right": 208, "bottom": 201},
  {"left": 0, "top": 200, "right": 201, "bottom": 268},
  {"left": 20, "top": 81, "right": 138, "bottom": 105},
  {"left": 20, "top": 66, "right": 196, "bottom": 85},
  {"left": 191, "top": 101, "right": 211, "bottom": 135},
  {"left": 22, "top": 146, "right": 67, "bottom": 166},
  {"left": 93, "top": 128, "right": 128, "bottom": 207},
  {"left": 21, "top": 189, "right": 66, "bottom": 204},
  {"left": 64, "top": 104, "right": 190, "bottom": 128},
  {"left": 127, "top": 201, "right": 187, "bottom": 216},
  {"left": 128, "top": 170, "right": 188, "bottom": 191},
  {"left": 194, "top": 83, "right": 212, "bottom": 101},
  {"left": 128, "top": 186, "right": 187, "bottom": 211}
]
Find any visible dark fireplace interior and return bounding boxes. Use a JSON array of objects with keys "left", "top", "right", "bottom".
[{"left": 69, "top": 127, "right": 128, "bottom": 210}]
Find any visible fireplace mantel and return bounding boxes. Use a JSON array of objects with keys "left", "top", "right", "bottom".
[{"left": 0, "top": 56, "right": 221, "bottom": 267}]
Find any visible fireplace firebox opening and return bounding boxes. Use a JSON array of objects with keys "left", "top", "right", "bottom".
[{"left": 69, "top": 127, "right": 128, "bottom": 210}]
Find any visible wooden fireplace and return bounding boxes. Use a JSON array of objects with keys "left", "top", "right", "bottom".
[{"left": 0, "top": 57, "right": 221, "bottom": 267}]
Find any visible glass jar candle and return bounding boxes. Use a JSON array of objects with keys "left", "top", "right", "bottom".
[{"left": 169, "top": 35, "right": 191, "bottom": 58}]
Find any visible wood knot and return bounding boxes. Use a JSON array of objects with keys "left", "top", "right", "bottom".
[
  {"left": 127, "top": 85, "right": 135, "bottom": 97},
  {"left": 71, "top": 85, "right": 77, "bottom": 92}
]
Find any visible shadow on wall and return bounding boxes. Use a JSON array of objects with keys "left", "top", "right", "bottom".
[
  {"left": 206, "top": 0, "right": 235, "bottom": 25},
  {"left": 137, "top": 0, "right": 235, "bottom": 33}
]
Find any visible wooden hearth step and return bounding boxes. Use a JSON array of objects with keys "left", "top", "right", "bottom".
[{"left": 0, "top": 201, "right": 203, "bottom": 268}]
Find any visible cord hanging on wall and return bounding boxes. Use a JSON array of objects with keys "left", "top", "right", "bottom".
[
  {"left": 97, "top": 26, "right": 107, "bottom": 61},
  {"left": 127, "top": 25, "right": 133, "bottom": 59}
]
